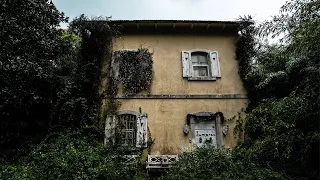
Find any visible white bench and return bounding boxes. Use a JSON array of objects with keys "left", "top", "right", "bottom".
[{"left": 146, "top": 155, "right": 178, "bottom": 169}]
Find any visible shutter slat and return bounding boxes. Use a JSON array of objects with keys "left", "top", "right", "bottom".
[{"left": 182, "top": 51, "right": 191, "bottom": 77}]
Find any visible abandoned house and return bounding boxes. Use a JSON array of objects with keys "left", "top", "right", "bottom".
[{"left": 103, "top": 20, "right": 248, "bottom": 169}]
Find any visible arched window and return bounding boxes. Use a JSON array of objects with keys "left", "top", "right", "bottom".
[
  {"left": 105, "top": 110, "right": 148, "bottom": 148},
  {"left": 191, "top": 52, "right": 210, "bottom": 77},
  {"left": 182, "top": 49, "right": 221, "bottom": 80},
  {"left": 117, "top": 113, "right": 137, "bottom": 146}
]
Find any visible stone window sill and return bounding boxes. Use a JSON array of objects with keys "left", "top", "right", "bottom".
[{"left": 188, "top": 77, "right": 217, "bottom": 81}]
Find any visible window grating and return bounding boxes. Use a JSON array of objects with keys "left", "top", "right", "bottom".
[{"left": 117, "top": 114, "right": 137, "bottom": 146}]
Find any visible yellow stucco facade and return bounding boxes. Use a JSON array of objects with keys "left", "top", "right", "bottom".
[
  {"left": 107, "top": 20, "right": 248, "bottom": 155},
  {"left": 114, "top": 34, "right": 245, "bottom": 95}
]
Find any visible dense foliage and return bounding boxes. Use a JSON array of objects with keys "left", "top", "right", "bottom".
[
  {"left": 0, "top": 0, "right": 69, "bottom": 160},
  {"left": 0, "top": 0, "right": 114, "bottom": 162},
  {"left": 66, "top": 14, "right": 116, "bottom": 131},
  {"left": 242, "top": 0, "right": 319, "bottom": 178},
  {"left": 116, "top": 49, "right": 153, "bottom": 96},
  {"left": 161, "top": 146, "right": 286, "bottom": 180},
  {"left": 0, "top": 133, "right": 143, "bottom": 180},
  {"left": 234, "top": 16, "right": 257, "bottom": 108},
  {"left": 0, "top": 0, "right": 318, "bottom": 179}
]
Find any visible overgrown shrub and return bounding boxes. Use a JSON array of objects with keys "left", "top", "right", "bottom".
[
  {"left": 0, "top": 133, "right": 145, "bottom": 180},
  {"left": 0, "top": 0, "right": 69, "bottom": 160},
  {"left": 160, "top": 146, "right": 286, "bottom": 180},
  {"left": 236, "top": 0, "right": 320, "bottom": 179}
]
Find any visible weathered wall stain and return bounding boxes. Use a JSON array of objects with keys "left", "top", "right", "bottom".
[{"left": 109, "top": 34, "right": 248, "bottom": 154}]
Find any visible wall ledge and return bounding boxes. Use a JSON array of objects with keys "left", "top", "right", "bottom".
[{"left": 114, "top": 94, "right": 248, "bottom": 99}]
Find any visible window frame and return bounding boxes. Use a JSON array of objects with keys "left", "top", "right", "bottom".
[
  {"left": 182, "top": 49, "right": 221, "bottom": 81},
  {"left": 187, "top": 112, "right": 223, "bottom": 149},
  {"left": 105, "top": 110, "right": 148, "bottom": 148},
  {"left": 191, "top": 52, "right": 211, "bottom": 77},
  {"left": 117, "top": 113, "right": 138, "bottom": 146}
]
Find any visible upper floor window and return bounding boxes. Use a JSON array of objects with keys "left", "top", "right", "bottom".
[
  {"left": 182, "top": 50, "right": 221, "bottom": 80},
  {"left": 191, "top": 52, "right": 210, "bottom": 77}
]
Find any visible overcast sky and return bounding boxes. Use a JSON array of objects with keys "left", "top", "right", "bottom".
[{"left": 53, "top": 0, "right": 287, "bottom": 28}]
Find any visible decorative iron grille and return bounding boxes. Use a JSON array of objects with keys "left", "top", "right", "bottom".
[{"left": 117, "top": 114, "right": 137, "bottom": 146}]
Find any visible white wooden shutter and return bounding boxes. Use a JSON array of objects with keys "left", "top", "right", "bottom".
[
  {"left": 111, "top": 53, "right": 120, "bottom": 80},
  {"left": 105, "top": 115, "right": 116, "bottom": 145},
  {"left": 210, "top": 51, "right": 221, "bottom": 77},
  {"left": 215, "top": 114, "right": 222, "bottom": 147},
  {"left": 136, "top": 114, "right": 148, "bottom": 148},
  {"left": 181, "top": 51, "right": 191, "bottom": 77}
]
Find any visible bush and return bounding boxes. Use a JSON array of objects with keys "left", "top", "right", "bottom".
[
  {"left": 160, "top": 146, "right": 286, "bottom": 180},
  {"left": 0, "top": 133, "right": 145, "bottom": 180}
]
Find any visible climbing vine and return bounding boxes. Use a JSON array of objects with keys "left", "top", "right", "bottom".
[
  {"left": 233, "top": 16, "right": 256, "bottom": 143},
  {"left": 232, "top": 112, "right": 245, "bottom": 143},
  {"left": 69, "top": 16, "right": 154, "bottom": 145},
  {"left": 235, "top": 16, "right": 255, "bottom": 81},
  {"left": 235, "top": 16, "right": 257, "bottom": 108},
  {"left": 115, "top": 49, "right": 153, "bottom": 96},
  {"left": 68, "top": 14, "right": 116, "bottom": 136}
]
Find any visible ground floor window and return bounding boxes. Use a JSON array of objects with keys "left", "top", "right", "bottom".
[
  {"left": 105, "top": 110, "right": 148, "bottom": 148},
  {"left": 117, "top": 114, "right": 137, "bottom": 146}
]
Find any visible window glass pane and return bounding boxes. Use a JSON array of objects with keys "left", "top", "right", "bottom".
[
  {"left": 193, "top": 66, "right": 208, "bottom": 76},
  {"left": 191, "top": 55, "right": 198, "bottom": 64},
  {"left": 191, "top": 52, "right": 208, "bottom": 65},
  {"left": 198, "top": 55, "right": 208, "bottom": 64}
]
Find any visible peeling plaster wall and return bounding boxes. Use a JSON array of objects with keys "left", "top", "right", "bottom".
[{"left": 110, "top": 33, "right": 248, "bottom": 155}]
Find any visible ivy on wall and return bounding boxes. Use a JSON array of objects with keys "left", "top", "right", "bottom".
[
  {"left": 233, "top": 16, "right": 256, "bottom": 142},
  {"left": 235, "top": 16, "right": 258, "bottom": 109},
  {"left": 115, "top": 49, "right": 153, "bottom": 96},
  {"left": 68, "top": 15, "right": 116, "bottom": 136},
  {"left": 235, "top": 16, "right": 255, "bottom": 81}
]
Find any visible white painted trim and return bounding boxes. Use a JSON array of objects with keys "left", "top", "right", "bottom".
[{"left": 117, "top": 110, "right": 140, "bottom": 116}]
